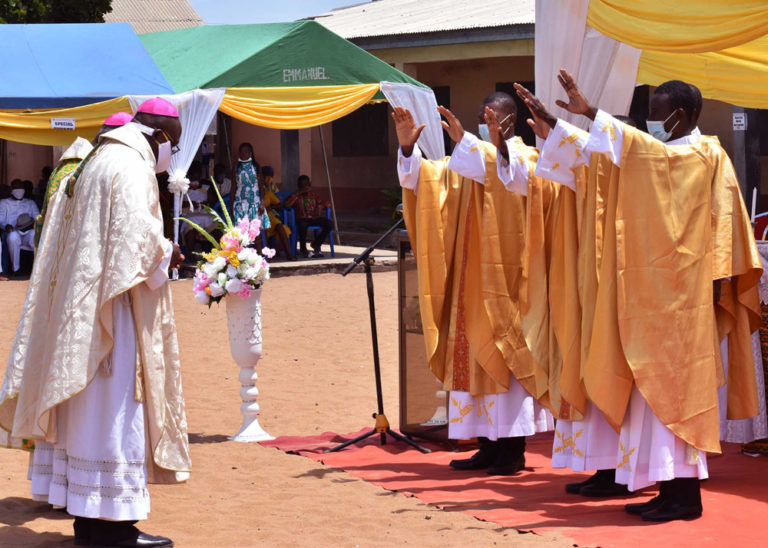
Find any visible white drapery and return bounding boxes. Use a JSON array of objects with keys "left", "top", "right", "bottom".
[
  {"left": 380, "top": 81, "right": 446, "bottom": 160},
  {"left": 128, "top": 88, "right": 226, "bottom": 249},
  {"left": 533, "top": 0, "right": 640, "bottom": 146}
]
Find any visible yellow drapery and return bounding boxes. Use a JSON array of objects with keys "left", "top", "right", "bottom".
[
  {"left": 587, "top": 0, "right": 768, "bottom": 53},
  {"left": 219, "top": 84, "right": 381, "bottom": 129},
  {"left": 638, "top": 34, "right": 768, "bottom": 110},
  {"left": 0, "top": 84, "right": 382, "bottom": 145},
  {"left": 0, "top": 97, "right": 132, "bottom": 146}
]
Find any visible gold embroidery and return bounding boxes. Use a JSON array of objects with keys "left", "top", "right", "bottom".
[
  {"left": 553, "top": 428, "right": 584, "bottom": 456},
  {"left": 552, "top": 162, "right": 560, "bottom": 171},
  {"left": 602, "top": 123, "right": 616, "bottom": 141},
  {"left": 449, "top": 396, "right": 473, "bottom": 423},
  {"left": 483, "top": 400, "right": 496, "bottom": 425},
  {"left": 469, "top": 146, "right": 479, "bottom": 153},
  {"left": 617, "top": 441, "right": 636, "bottom": 472}
]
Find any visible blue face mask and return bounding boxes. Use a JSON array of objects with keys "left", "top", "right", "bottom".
[
  {"left": 478, "top": 114, "right": 512, "bottom": 142},
  {"left": 646, "top": 111, "right": 679, "bottom": 142}
]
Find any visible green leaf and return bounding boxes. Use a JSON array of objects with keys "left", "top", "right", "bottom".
[
  {"left": 210, "top": 176, "right": 232, "bottom": 228},
  {"left": 174, "top": 217, "right": 220, "bottom": 249}
]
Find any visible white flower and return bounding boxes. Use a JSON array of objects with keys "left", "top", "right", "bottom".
[
  {"left": 226, "top": 265, "right": 238, "bottom": 278},
  {"left": 261, "top": 247, "right": 276, "bottom": 259},
  {"left": 217, "top": 273, "right": 227, "bottom": 286},
  {"left": 225, "top": 278, "right": 245, "bottom": 294},
  {"left": 209, "top": 282, "right": 225, "bottom": 297},
  {"left": 194, "top": 291, "right": 210, "bottom": 305},
  {"left": 212, "top": 256, "right": 227, "bottom": 272}
]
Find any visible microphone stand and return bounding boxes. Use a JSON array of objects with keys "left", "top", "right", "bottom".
[{"left": 325, "top": 215, "right": 430, "bottom": 454}]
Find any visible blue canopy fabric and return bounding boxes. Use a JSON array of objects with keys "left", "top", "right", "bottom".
[{"left": 0, "top": 23, "right": 175, "bottom": 109}]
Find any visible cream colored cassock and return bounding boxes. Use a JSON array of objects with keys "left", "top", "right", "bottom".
[
  {"left": 536, "top": 111, "right": 709, "bottom": 490},
  {"left": 0, "top": 123, "right": 191, "bottom": 520},
  {"left": 398, "top": 137, "right": 554, "bottom": 441},
  {"left": 0, "top": 137, "right": 92, "bottom": 451}
]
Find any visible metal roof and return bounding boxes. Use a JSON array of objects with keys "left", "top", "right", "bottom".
[
  {"left": 313, "top": 0, "right": 534, "bottom": 39},
  {"left": 105, "top": 0, "right": 203, "bottom": 34}
]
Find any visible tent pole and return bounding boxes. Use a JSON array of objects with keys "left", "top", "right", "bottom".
[{"left": 319, "top": 125, "right": 341, "bottom": 246}]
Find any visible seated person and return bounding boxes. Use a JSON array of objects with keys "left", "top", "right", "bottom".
[
  {"left": 0, "top": 179, "right": 40, "bottom": 275},
  {"left": 213, "top": 162, "right": 232, "bottom": 197},
  {"left": 285, "top": 175, "right": 332, "bottom": 258},
  {"left": 264, "top": 186, "right": 296, "bottom": 261},
  {"left": 181, "top": 161, "right": 217, "bottom": 256},
  {"left": 262, "top": 165, "right": 279, "bottom": 193}
]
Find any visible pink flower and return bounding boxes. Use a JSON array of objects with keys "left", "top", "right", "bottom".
[
  {"left": 237, "top": 218, "right": 251, "bottom": 234},
  {"left": 261, "top": 247, "right": 276, "bottom": 259},
  {"left": 193, "top": 270, "right": 211, "bottom": 292},
  {"left": 237, "top": 286, "right": 252, "bottom": 299},
  {"left": 220, "top": 234, "right": 241, "bottom": 252},
  {"left": 249, "top": 218, "right": 261, "bottom": 239}
]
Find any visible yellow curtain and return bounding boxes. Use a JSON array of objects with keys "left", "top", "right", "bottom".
[
  {"left": 219, "top": 84, "right": 380, "bottom": 129},
  {"left": 638, "top": 34, "right": 768, "bottom": 109},
  {"left": 587, "top": 0, "right": 768, "bottom": 53},
  {"left": 0, "top": 97, "right": 132, "bottom": 146}
]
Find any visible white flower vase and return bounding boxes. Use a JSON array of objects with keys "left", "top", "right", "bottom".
[{"left": 226, "top": 288, "right": 274, "bottom": 442}]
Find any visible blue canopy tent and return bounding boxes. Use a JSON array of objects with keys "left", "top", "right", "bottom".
[{"left": 0, "top": 23, "right": 174, "bottom": 109}]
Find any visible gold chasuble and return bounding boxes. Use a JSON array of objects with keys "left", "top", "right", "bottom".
[
  {"left": 0, "top": 125, "right": 191, "bottom": 482},
  {"left": 584, "top": 126, "right": 722, "bottom": 452},
  {"left": 481, "top": 142, "right": 550, "bottom": 406},
  {"left": 402, "top": 142, "right": 542, "bottom": 399},
  {"left": 701, "top": 136, "right": 762, "bottom": 421}
]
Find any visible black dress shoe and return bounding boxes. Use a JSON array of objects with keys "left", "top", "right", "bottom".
[
  {"left": 579, "top": 481, "right": 631, "bottom": 497},
  {"left": 565, "top": 469, "right": 612, "bottom": 494},
  {"left": 641, "top": 500, "right": 703, "bottom": 522},
  {"left": 449, "top": 437, "right": 498, "bottom": 471},
  {"left": 90, "top": 521, "right": 173, "bottom": 547},
  {"left": 487, "top": 455, "right": 525, "bottom": 476},
  {"left": 486, "top": 436, "right": 526, "bottom": 476},
  {"left": 73, "top": 516, "right": 94, "bottom": 546},
  {"left": 625, "top": 494, "right": 665, "bottom": 515}
]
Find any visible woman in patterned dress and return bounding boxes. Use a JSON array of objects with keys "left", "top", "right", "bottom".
[{"left": 230, "top": 142, "right": 270, "bottom": 231}]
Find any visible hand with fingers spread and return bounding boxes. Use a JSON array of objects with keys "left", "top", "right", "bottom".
[
  {"left": 391, "top": 106, "right": 426, "bottom": 157},
  {"left": 484, "top": 106, "right": 509, "bottom": 159},
  {"left": 513, "top": 83, "right": 555, "bottom": 139},
  {"left": 437, "top": 105, "right": 465, "bottom": 144},
  {"left": 555, "top": 69, "right": 597, "bottom": 120}
]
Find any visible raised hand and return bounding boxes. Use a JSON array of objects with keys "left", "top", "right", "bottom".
[
  {"left": 391, "top": 106, "right": 426, "bottom": 157},
  {"left": 437, "top": 105, "right": 465, "bottom": 144},
  {"left": 484, "top": 107, "right": 508, "bottom": 156},
  {"left": 555, "top": 69, "right": 597, "bottom": 120},
  {"left": 513, "top": 83, "right": 555, "bottom": 139}
]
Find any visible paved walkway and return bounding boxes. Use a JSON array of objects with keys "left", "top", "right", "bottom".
[{"left": 268, "top": 244, "right": 398, "bottom": 277}]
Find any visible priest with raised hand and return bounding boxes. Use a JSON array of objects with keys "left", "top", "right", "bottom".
[
  {"left": 449, "top": 95, "right": 631, "bottom": 499},
  {"left": 0, "top": 97, "right": 189, "bottom": 547},
  {"left": 524, "top": 69, "right": 760, "bottom": 522},
  {"left": 393, "top": 99, "right": 553, "bottom": 477}
]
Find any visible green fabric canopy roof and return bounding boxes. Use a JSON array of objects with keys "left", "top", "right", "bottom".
[{"left": 140, "top": 21, "right": 426, "bottom": 93}]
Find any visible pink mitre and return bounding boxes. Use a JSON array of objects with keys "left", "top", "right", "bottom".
[
  {"left": 136, "top": 97, "right": 179, "bottom": 118},
  {"left": 103, "top": 111, "right": 133, "bottom": 127}
]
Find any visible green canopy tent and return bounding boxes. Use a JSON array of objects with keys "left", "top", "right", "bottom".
[{"left": 140, "top": 22, "right": 445, "bottom": 243}]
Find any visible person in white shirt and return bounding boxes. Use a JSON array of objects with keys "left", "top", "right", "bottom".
[{"left": 0, "top": 179, "right": 40, "bottom": 274}]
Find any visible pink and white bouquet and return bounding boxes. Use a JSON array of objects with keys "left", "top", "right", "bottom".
[{"left": 178, "top": 178, "right": 275, "bottom": 307}]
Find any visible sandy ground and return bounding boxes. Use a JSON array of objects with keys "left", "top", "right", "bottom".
[{"left": 0, "top": 273, "right": 571, "bottom": 547}]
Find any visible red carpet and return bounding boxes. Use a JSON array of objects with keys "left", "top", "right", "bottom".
[{"left": 262, "top": 430, "right": 768, "bottom": 546}]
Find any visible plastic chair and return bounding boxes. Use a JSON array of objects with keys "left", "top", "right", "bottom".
[{"left": 305, "top": 208, "right": 334, "bottom": 257}]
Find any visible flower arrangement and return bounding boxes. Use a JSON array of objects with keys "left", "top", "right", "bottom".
[{"left": 178, "top": 178, "right": 275, "bottom": 306}]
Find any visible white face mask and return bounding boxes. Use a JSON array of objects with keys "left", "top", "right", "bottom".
[
  {"left": 155, "top": 140, "right": 172, "bottom": 174},
  {"left": 239, "top": 156, "right": 253, "bottom": 163},
  {"left": 133, "top": 122, "right": 173, "bottom": 173},
  {"left": 11, "top": 189, "right": 25, "bottom": 200},
  {"left": 646, "top": 111, "right": 679, "bottom": 143}
]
